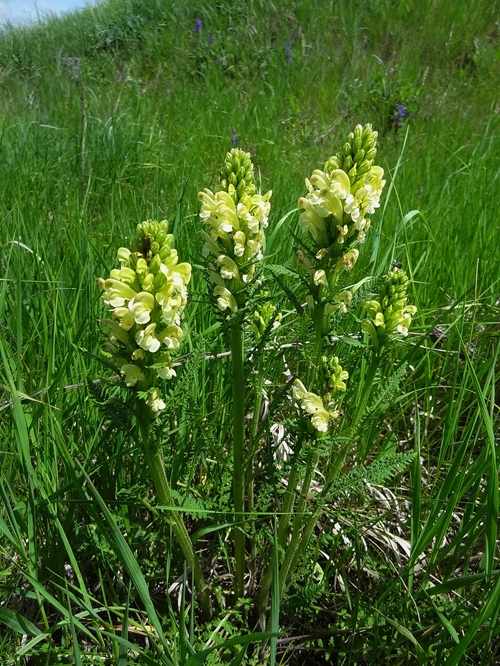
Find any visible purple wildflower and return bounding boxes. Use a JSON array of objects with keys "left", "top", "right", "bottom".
[
  {"left": 206, "top": 33, "right": 213, "bottom": 46},
  {"left": 284, "top": 42, "right": 292, "bottom": 64},
  {"left": 231, "top": 130, "right": 238, "bottom": 145},
  {"left": 194, "top": 18, "right": 203, "bottom": 36},
  {"left": 394, "top": 103, "right": 408, "bottom": 127}
]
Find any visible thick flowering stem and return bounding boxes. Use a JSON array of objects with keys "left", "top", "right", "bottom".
[
  {"left": 309, "top": 301, "right": 326, "bottom": 385},
  {"left": 230, "top": 321, "right": 246, "bottom": 599},
  {"left": 139, "top": 415, "right": 211, "bottom": 618}
]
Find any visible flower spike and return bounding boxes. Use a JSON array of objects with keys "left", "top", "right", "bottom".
[
  {"left": 98, "top": 219, "right": 191, "bottom": 416},
  {"left": 200, "top": 149, "right": 271, "bottom": 312},
  {"left": 296, "top": 123, "right": 386, "bottom": 324}
]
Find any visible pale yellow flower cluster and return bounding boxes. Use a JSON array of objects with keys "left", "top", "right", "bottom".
[
  {"left": 292, "top": 357, "right": 348, "bottom": 435},
  {"left": 98, "top": 220, "right": 191, "bottom": 414},
  {"left": 249, "top": 298, "right": 282, "bottom": 341},
  {"left": 323, "top": 355, "right": 349, "bottom": 393},
  {"left": 292, "top": 379, "right": 332, "bottom": 433},
  {"left": 299, "top": 158, "right": 385, "bottom": 255},
  {"left": 296, "top": 125, "right": 386, "bottom": 314},
  {"left": 199, "top": 149, "right": 271, "bottom": 313}
]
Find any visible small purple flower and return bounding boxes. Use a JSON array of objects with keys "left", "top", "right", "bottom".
[
  {"left": 206, "top": 33, "right": 213, "bottom": 46},
  {"left": 231, "top": 130, "right": 238, "bottom": 145},
  {"left": 395, "top": 103, "right": 408, "bottom": 126},
  {"left": 284, "top": 42, "right": 292, "bottom": 64},
  {"left": 194, "top": 18, "right": 203, "bottom": 36}
]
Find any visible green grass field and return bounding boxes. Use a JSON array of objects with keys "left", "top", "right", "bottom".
[{"left": 0, "top": 1, "right": 498, "bottom": 663}]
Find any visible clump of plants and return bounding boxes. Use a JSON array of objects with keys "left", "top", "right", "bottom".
[{"left": 94, "top": 123, "right": 418, "bottom": 661}]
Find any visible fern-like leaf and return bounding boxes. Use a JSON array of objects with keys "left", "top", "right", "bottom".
[
  {"left": 353, "top": 361, "right": 409, "bottom": 437},
  {"left": 326, "top": 451, "right": 416, "bottom": 502}
]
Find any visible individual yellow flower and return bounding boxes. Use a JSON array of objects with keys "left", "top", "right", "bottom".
[
  {"left": 145, "top": 388, "right": 166, "bottom": 416},
  {"left": 99, "top": 278, "right": 138, "bottom": 308},
  {"left": 121, "top": 364, "right": 146, "bottom": 388},
  {"left": 214, "top": 286, "right": 238, "bottom": 312},
  {"left": 129, "top": 292, "right": 156, "bottom": 325},
  {"left": 157, "top": 325, "right": 184, "bottom": 349},
  {"left": 135, "top": 323, "right": 161, "bottom": 353}
]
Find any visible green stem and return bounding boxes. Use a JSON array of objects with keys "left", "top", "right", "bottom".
[
  {"left": 246, "top": 357, "right": 265, "bottom": 570},
  {"left": 139, "top": 419, "right": 211, "bottom": 618},
  {"left": 230, "top": 322, "right": 246, "bottom": 599},
  {"left": 326, "top": 353, "right": 380, "bottom": 487},
  {"left": 294, "top": 360, "right": 380, "bottom": 582},
  {"left": 247, "top": 357, "right": 265, "bottom": 510},
  {"left": 288, "top": 504, "right": 321, "bottom": 582},
  {"left": 307, "top": 301, "right": 325, "bottom": 387},
  {"left": 281, "top": 356, "right": 382, "bottom": 612},
  {"left": 277, "top": 463, "right": 300, "bottom": 549},
  {"left": 257, "top": 462, "right": 300, "bottom": 620},
  {"left": 277, "top": 450, "right": 319, "bottom": 601},
  {"left": 351, "top": 353, "right": 380, "bottom": 435}
]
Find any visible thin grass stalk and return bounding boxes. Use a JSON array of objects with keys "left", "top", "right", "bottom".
[
  {"left": 409, "top": 396, "right": 422, "bottom": 594},
  {"left": 257, "top": 461, "right": 300, "bottom": 620},
  {"left": 230, "top": 321, "right": 246, "bottom": 599},
  {"left": 277, "top": 463, "right": 301, "bottom": 550},
  {"left": 247, "top": 356, "right": 265, "bottom": 566},
  {"left": 276, "top": 448, "right": 320, "bottom": 602}
]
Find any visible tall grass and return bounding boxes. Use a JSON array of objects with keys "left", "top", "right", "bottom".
[{"left": 0, "top": 0, "right": 498, "bottom": 663}]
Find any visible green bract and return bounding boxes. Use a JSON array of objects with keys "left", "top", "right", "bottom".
[{"left": 98, "top": 219, "right": 191, "bottom": 413}]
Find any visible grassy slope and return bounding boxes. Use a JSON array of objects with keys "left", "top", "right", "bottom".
[{"left": 0, "top": 0, "right": 498, "bottom": 663}]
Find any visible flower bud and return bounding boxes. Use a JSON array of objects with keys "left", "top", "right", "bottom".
[
  {"left": 353, "top": 137, "right": 363, "bottom": 153},
  {"left": 220, "top": 148, "right": 256, "bottom": 201},
  {"left": 354, "top": 149, "right": 365, "bottom": 163},
  {"left": 361, "top": 267, "right": 417, "bottom": 347},
  {"left": 343, "top": 155, "right": 353, "bottom": 172}
]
